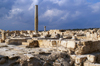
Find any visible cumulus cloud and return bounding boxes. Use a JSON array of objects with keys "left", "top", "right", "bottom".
[
  {"left": 28, "top": 0, "right": 39, "bottom": 10},
  {"left": 48, "top": 0, "right": 67, "bottom": 6},
  {"left": 6, "top": 8, "right": 23, "bottom": 19},
  {"left": 0, "top": 0, "right": 100, "bottom": 30},
  {"left": 43, "top": 9, "right": 63, "bottom": 17},
  {"left": 61, "top": 12, "right": 69, "bottom": 20},
  {"left": 71, "top": 11, "right": 81, "bottom": 17},
  {"left": 90, "top": 2, "right": 100, "bottom": 13}
]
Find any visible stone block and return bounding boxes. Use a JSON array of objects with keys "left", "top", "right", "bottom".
[
  {"left": 75, "top": 56, "right": 87, "bottom": 64},
  {"left": 24, "top": 40, "right": 39, "bottom": 47},
  {"left": 0, "top": 39, "right": 3, "bottom": 43},
  {"left": 87, "top": 55, "right": 96, "bottom": 63},
  {"left": 67, "top": 41, "right": 76, "bottom": 49},
  {"left": 84, "top": 61, "right": 100, "bottom": 66},
  {"left": 51, "top": 41, "right": 57, "bottom": 47},
  {"left": 24, "top": 54, "right": 34, "bottom": 59},
  {"left": 27, "top": 39, "right": 33, "bottom": 43},
  {"left": 61, "top": 40, "right": 67, "bottom": 47},
  {"left": 22, "top": 42, "right": 30, "bottom": 45},
  {"left": 5, "top": 38, "right": 27, "bottom": 45}
]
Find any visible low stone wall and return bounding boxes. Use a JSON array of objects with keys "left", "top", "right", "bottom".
[
  {"left": 8, "top": 38, "right": 100, "bottom": 55},
  {"left": 5, "top": 38, "right": 27, "bottom": 45},
  {"left": 38, "top": 39, "right": 100, "bottom": 55},
  {"left": 75, "top": 40, "right": 100, "bottom": 55},
  {"left": 84, "top": 61, "right": 100, "bottom": 66},
  {"left": 38, "top": 39, "right": 60, "bottom": 48},
  {"left": 71, "top": 53, "right": 100, "bottom": 66}
]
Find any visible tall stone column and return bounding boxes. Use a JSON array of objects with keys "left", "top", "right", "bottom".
[
  {"left": 44, "top": 26, "right": 46, "bottom": 31},
  {"left": 34, "top": 5, "right": 38, "bottom": 33}
]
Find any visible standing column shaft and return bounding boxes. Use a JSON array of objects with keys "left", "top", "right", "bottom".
[
  {"left": 44, "top": 26, "right": 46, "bottom": 31},
  {"left": 34, "top": 5, "right": 38, "bottom": 33},
  {"left": 2, "top": 31, "right": 6, "bottom": 40}
]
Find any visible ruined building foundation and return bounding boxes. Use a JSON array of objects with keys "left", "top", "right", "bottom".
[{"left": 1, "top": 5, "right": 100, "bottom": 66}]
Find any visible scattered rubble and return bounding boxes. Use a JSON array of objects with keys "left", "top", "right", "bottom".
[{"left": 0, "top": 28, "right": 100, "bottom": 66}]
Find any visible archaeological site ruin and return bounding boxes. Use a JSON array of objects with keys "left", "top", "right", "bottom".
[{"left": 1, "top": 5, "right": 100, "bottom": 66}]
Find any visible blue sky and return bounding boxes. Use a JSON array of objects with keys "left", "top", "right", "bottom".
[{"left": 0, "top": 0, "right": 100, "bottom": 30}]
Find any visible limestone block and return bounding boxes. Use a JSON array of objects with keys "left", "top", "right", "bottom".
[
  {"left": 32, "top": 38, "right": 38, "bottom": 40},
  {"left": 72, "top": 36, "right": 78, "bottom": 40},
  {"left": 87, "top": 55, "right": 96, "bottom": 63},
  {"left": 5, "top": 38, "right": 27, "bottom": 45},
  {"left": 30, "top": 34, "right": 33, "bottom": 37},
  {"left": 98, "top": 37, "right": 100, "bottom": 40},
  {"left": 27, "top": 39, "right": 33, "bottom": 43},
  {"left": 75, "top": 63, "right": 82, "bottom": 66},
  {"left": 9, "top": 56, "right": 19, "bottom": 60},
  {"left": 75, "top": 57, "right": 87, "bottom": 64},
  {"left": 1, "top": 32, "right": 6, "bottom": 40},
  {"left": 70, "top": 55, "right": 76, "bottom": 60},
  {"left": 51, "top": 41, "right": 57, "bottom": 47},
  {"left": 38, "top": 40, "right": 43, "bottom": 47},
  {"left": 75, "top": 41, "right": 100, "bottom": 55},
  {"left": 84, "top": 61, "right": 100, "bottom": 66},
  {"left": 24, "top": 54, "right": 34, "bottom": 59},
  {"left": 40, "top": 40, "right": 51, "bottom": 47},
  {"left": 56, "top": 34, "right": 60, "bottom": 38},
  {"left": 58, "top": 47, "right": 67, "bottom": 52},
  {"left": 5, "top": 39, "right": 10, "bottom": 44},
  {"left": 29, "top": 40, "right": 39, "bottom": 47},
  {"left": 67, "top": 41, "right": 76, "bottom": 49},
  {"left": 53, "top": 63, "right": 61, "bottom": 66},
  {"left": 31, "top": 33, "right": 40, "bottom": 37},
  {"left": 86, "top": 32, "right": 91, "bottom": 38},
  {"left": 61, "top": 40, "right": 67, "bottom": 47},
  {"left": 63, "top": 35, "right": 72, "bottom": 39},
  {"left": 0, "top": 39, "right": 3, "bottom": 43},
  {"left": 22, "top": 42, "right": 30, "bottom": 45}
]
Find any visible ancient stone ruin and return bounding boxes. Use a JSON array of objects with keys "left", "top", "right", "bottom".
[{"left": 0, "top": 5, "right": 100, "bottom": 66}]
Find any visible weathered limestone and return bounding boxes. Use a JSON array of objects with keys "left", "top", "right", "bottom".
[
  {"left": 67, "top": 40, "right": 76, "bottom": 50},
  {"left": 1, "top": 28, "right": 100, "bottom": 65},
  {"left": 5, "top": 38, "right": 27, "bottom": 45},
  {"left": 75, "top": 56, "right": 87, "bottom": 66},
  {"left": 1, "top": 31, "right": 6, "bottom": 41},
  {"left": 0, "top": 39, "right": 3, "bottom": 43},
  {"left": 61, "top": 40, "right": 67, "bottom": 47},
  {"left": 0, "top": 30, "right": 6, "bottom": 43},
  {"left": 75, "top": 40, "right": 100, "bottom": 55},
  {"left": 51, "top": 40, "right": 57, "bottom": 47},
  {"left": 84, "top": 61, "right": 100, "bottom": 66},
  {"left": 87, "top": 55, "right": 96, "bottom": 63},
  {"left": 22, "top": 40, "right": 39, "bottom": 47}
]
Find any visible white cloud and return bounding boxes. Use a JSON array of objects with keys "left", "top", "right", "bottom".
[
  {"left": 73, "top": 0, "right": 85, "bottom": 5},
  {"left": 90, "top": 2, "right": 100, "bottom": 13},
  {"left": 44, "top": 0, "right": 67, "bottom": 6},
  {"left": 28, "top": 0, "right": 39, "bottom": 10},
  {"left": 71, "top": 11, "right": 81, "bottom": 17},
  {"left": 61, "top": 12, "right": 69, "bottom": 20},
  {"left": 6, "top": 8, "right": 23, "bottom": 19},
  {"left": 1, "top": 0, "right": 100, "bottom": 30},
  {"left": 42, "top": 9, "right": 63, "bottom": 17},
  {"left": 44, "top": 0, "right": 86, "bottom": 6},
  {"left": 39, "top": 9, "right": 64, "bottom": 22}
]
